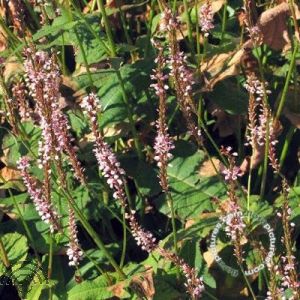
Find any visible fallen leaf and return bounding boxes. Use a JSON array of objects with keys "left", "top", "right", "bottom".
[
  {"left": 0, "top": 166, "right": 21, "bottom": 182},
  {"left": 201, "top": 49, "right": 245, "bottom": 89},
  {"left": 108, "top": 281, "right": 129, "bottom": 298},
  {"left": 258, "top": 3, "right": 292, "bottom": 50},
  {"left": 199, "top": 157, "right": 220, "bottom": 177},
  {"left": 130, "top": 268, "right": 155, "bottom": 300}
]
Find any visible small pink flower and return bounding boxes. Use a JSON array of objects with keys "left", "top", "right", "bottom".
[{"left": 199, "top": 1, "right": 214, "bottom": 36}]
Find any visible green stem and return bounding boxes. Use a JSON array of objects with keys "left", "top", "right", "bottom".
[
  {"left": 119, "top": 210, "right": 127, "bottom": 268},
  {"left": 145, "top": 0, "right": 156, "bottom": 57},
  {"left": 183, "top": 0, "right": 195, "bottom": 59},
  {"left": 23, "top": 0, "right": 40, "bottom": 28},
  {"left": 194, "top": 0, "right": 201, "bottom": 65},
  {"left": 97, "top": 0, "right": 117, "bottom": 56},
  {"left": 0, "top": 175, "right": 41, "bottom": 265},
  {"left": 239, "top": 264, "right": 257, "bottom": 300},
  {"left": 70, "top": 3, "right": 111, "bottom": 55},
  {"left": 116, "top": 0, "right": 132, "bottom": 46},
  {"left": 275, "top": 42, "right": 298, "bottom": 119},
  {"left": 62, "top": 189, "right": 126, "bottom": 279},
  {"left": 279, "top": 127, "right": 295, "bottom": 168},
  {"left": 167, "top": 192, "right": 178, "bottom": 254},
  {"left": 220, "top": 0, "right": 228, "bottom": 43},
  {"left": 204, "top": 290, "right": 218, "bottom": 300},
  {"left": 48, "top": 234, "right": 53, "bottom": 300},
  {"left": 0, "top": 235, "right": 10, "bottom": 268}
]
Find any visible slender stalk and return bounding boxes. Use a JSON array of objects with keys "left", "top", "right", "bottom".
[
  {"left": 239, "top": 264, "right": 257, "bottom": 300},
  {"left": 23, "top": 0, "right": 40, "bottom": 28},
  {"left": 220, "top": 0, "right": 228, "bottom": 43},
  {"left": 275, "top": 42, "right": 298, "bottom": 119},
  {"left": 119, "top": 210, "right": 127, "bottom": 268},
  {"left": 0, "top": 236, "right": 10, "bottom": 268},
  {"left": 0, "top": 175, "right": 41, "bottom": 265},
  {"left": 97, "top": 0, "right": 117, "bottom": 56},
  {"left": 194, "top": 0, "right": 201, "bottom": 65},
  {"left": 183, "top": 0, "right": 195, "bottom": 59},
  {"left": 61, "top": 188, "right": 126, "bottom": 279},
  {"left": 145, "top": 0, "right": 156, "bottom": 57},
  {"left": 279, "top": 127, "right": 295, "bottom": 168},
  {"left": 167, "top": 193, "right": 178, "bottom": 254},
  {"left": 48, "top": 234, "right": 53, "bottom": 300}
]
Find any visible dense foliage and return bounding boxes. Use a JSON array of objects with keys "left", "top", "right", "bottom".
[{"left": 0, "top": 0, "right": 300, "bottom": 299}]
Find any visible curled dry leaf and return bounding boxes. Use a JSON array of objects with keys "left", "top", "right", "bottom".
[
  {"left": 201, "top": 49, "right": 245, "bottom": 89},
  {"left": 244, "top": 2, "right": 300, "bottom": 51},
  {"left": 130, "top": 268, "right": 155, "bottom": 300},
  {"left": 108, "top": 281, "right": 129, "bottom": 298}
]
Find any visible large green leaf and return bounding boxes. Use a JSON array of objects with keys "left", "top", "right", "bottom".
[
  {"left": 1, "top": 122, "right": 41, "bottom": 167},
  {"left": 207, "top": 78, "right": 248, "bottom": 114},
  {"left": 68, "top": 275, "right": 129, "bottom": 300},
  {"left": 156, "top": 140, "right": 225, "bottom": 220},
  {"left": 0, "top": 233, "right": 28, "bottom": 276}
]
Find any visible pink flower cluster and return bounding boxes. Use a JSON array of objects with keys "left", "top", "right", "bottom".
[
  {"left": 160, "top": 8, "right": 180, "bottom": 32},
  {"left": 199, "top": 1, "right": 215, "bottom": 37},
  {"left": 126, "top": 210, "right": 157, "bottom": 253},
  {"left": 24, "top": 49, "right": 85, "bottom": 184},
  {"left": 220, "top": 147, "right": 242, "bottom": 182},
  {"left": 182, "top": 263, "right": 205, "bottom": 298},
  {"left": 67, "top": 207, "right": 83, "bottom": 266},
  {"left": 244, "top": 75, "right": 275, "bottom": 147},
  {"left": 17, "top": 156, "right": 60, "bottom": 233},
  {"left": 244, "top": 74, "right": 271, "bottom": 102},
  {"left": 82, "top": 92, "right": 205, "bottom": 298},
  {"left": 222, "top": 210, "right": 246, "bottom": 242},
  {"left": 151, "top": 40, "right": 175, "bottom": 191},
  {"left": 80, "top": 93, "right": 126, "bottom": 204}
]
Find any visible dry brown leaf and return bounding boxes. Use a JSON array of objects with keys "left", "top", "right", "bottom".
[
  {"left": 199, "top": 157, "right": 220, "bottom": 177},
  {"left": 211, "top": 0, "right": 226, "bottom": 13},
  {"left": 4, "top": 59, "right": 23, "bottom": 81},
  {"left": 108, "top": 281, "right": 128, "bottom": 298},
  {"left": 130, "top": 268, "right": 155, "bottom": 300},
  {"left": 201, "top": 49, "right": 245, "bottom": 89},
  {"left": 0, "top": 166, "right": 21, "bottom": 182},
  {"left": 197, "top": 0, "right": 225, "bottom": 14},
  {"left": 257, "top": 3, "right": 292, "bottom": 50}
]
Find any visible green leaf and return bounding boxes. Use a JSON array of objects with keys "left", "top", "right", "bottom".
[
  {"left": 120, "top": 157, "right": 161, "bottom": 197},
  {"left": 68, "top": 276, "right": 114, "bottom": 300},
  {"left": 2, "top": 121, "right": 41, "bottom": 167},
  {"left": 207, "top": 78, "right": 248, "bottom": 114},
  {"left": 25, "top": 283, "right": 49, "bottom": 300},
  {"left": 156, "top": 140, "right": 226, "bottom": 220},
  {"left": 77, "top": 59, "right": 154, "bottom": 128},
  {"left": 0, "top": 233, "right": 28, "bottom": 276}
]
